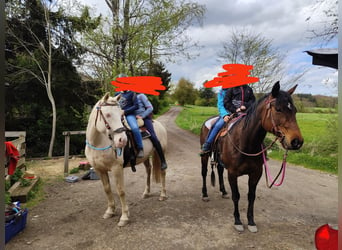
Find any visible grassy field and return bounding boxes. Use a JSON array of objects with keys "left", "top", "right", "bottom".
[{"left": 175, "top": 105, "right": 338, "bottom": 175}]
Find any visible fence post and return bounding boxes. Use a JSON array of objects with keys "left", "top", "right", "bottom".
[
  {"left": 63, "top": 132, "right": 70, "bottom": 176},
  {"left": 62, "top": 131, "right": 86, "bottom": 176}
]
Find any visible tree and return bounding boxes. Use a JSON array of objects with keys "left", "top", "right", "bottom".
[
  {"left": 306, "top": 0, "right": 338, "bottom": 43},
  {"left": 173, "top": 78, "right": 198, "bottom": 106},
  {"left": 218, "top": 29, "right": 287, "bottom": 93},
  {"left": 79, "top": 0, "right": 205, "bottom": 89},
  {"left": 197, "top": 85, "right": 216, "bottom": 106},
  {"left": 148, "top": 61, "right": 172, "bottom": 99},
  {"left": 5, "top": 0, "right": 100, "bottom": 157},
  {"left": 6, "top": 0, "right": 57, "bottom": 157}
]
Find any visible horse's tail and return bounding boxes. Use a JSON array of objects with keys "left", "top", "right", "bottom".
[
  {"left": 211, "top": 166, "right": 216, "bottom": 187},
  {"left": 152, "top": 150, "right": 161, "bottom": 183}
]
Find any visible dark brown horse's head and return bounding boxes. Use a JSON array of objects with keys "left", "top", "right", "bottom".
[{"left": 261, "top": 81, "right": 303, "bottom": 150}]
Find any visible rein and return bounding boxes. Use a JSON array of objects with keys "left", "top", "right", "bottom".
[
  {"left": 225, "top": 96, "right": 284, "bottom": 157},
  {"left": 85, "top": 140, "right": 112, "bottom": 151},
  {"left": 262, "top": 144, "right": 288, "bottom": 188},
  {"left": 224, "top": 96, "right": 289, "bottom": 188}
]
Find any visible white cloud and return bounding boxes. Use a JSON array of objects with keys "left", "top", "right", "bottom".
[{"left": 78, "top": 0, "right": 338, "bottom": 96}]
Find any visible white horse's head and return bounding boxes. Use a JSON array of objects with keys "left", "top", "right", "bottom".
[{"left": 92, "top": 93, "right": 127, "bottom": 149}]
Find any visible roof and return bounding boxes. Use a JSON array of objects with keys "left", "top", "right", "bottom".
[{"left": 305, "top": 48, "right": 338, "bottom": 69}]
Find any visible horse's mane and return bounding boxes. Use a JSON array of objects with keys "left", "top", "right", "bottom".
[{"left": 241, "top": 94, "right": 269, "bottom": 129}]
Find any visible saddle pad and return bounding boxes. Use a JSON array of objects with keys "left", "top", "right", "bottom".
[
  {"left": 228, "top": 113, "right": 247, "bottom": 131},
  {"left": 122, "top": 117, "right": 144, "bottom": 129},
  {"left": 205, "top": 116, "right": 219, "bottom": 130}
]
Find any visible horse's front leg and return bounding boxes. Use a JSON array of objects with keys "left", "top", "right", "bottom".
[
  {"left": 247, "top": 171, "right": 262, "bottom": 233},
  {"left": 142, "top": 159, "right": 151, "bottom": 198},
  {"left": 217, "top": 162, "right": 228, "bottom": 198},
  {"left": 98, "top": 170, "right": 116, "bottom": 219},
  {"left": 201, "top": 155, "right": 209, "bottom": 201},
  {"left": 228, "top": 173, "right": 243, "bottom": 232},
  {"left": 112, "top": 166, "right": 129, "bottom": 227}
]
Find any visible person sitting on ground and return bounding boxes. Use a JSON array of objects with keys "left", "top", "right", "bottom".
[{"left": 135, "top": 93, "right": 167, "bottom": 170}]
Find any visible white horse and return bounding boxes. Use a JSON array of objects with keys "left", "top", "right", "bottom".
[{"left": 85, "top": 93, "right": 167, "bottom": 227}]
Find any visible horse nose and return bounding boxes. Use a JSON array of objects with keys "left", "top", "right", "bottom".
[{"left": 291, "top": 138, "right": 303, "bottom": 149}]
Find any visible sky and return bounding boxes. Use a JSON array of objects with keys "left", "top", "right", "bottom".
[{"left": 79, "top": 0, "right": 338, "bottom": 96}]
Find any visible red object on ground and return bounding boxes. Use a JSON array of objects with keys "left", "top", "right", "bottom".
[
  {"left": 315, "top": 224, "right": 338, "bottom": 250},
  {"left": 5, "top": 141, "right": 19, "bottom": 175}
]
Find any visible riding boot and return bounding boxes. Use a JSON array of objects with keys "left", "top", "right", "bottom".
[{"left": 152, "top": 140, "right": 167, "bottom": 170}]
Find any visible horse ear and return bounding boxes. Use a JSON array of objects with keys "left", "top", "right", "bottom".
[
  {"left": 103, "top": 92, "right": 110, "bottom": 102},
  {"left": 271, "top": 81, "right": 280, "bottom": 97},
  {"left": 114, "top": 93, "right": 122, "bottom": 102},
  {"left": 287, "top": 84, "right": 298, "bottom": 95}
]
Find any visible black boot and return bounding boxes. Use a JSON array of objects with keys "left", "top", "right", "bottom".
[{"left": 152, "top": 140, "right": 167, "bottom": 170}]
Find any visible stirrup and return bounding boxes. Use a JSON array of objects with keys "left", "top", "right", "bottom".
[{"left": 199, "top": 149, "right": 210, "bottom": 156}]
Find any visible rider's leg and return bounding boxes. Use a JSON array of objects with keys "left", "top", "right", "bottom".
[
  {"left": 144, "top": 118, "right": 167, "bottom": 170},
  {"left": 126, "top": 114, "right": 144, "bottom": 158},
  {"left": 201, "top": 117, "right": 225, "bottom": 153}
]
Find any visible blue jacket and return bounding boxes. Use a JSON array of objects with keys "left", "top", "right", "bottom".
[
  {"left": 217, "top": 88, "right": 230, "bottom": 118},
  {"left": 115, "top": 91, "right": 138, "bottom": 115},
  {"left": 135, "top": 94, "right": 153, "bottom": 119}
]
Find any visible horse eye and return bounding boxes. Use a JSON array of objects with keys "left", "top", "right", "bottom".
[{"left": 275, "top": 107, "right": 281, "bottom": 112}]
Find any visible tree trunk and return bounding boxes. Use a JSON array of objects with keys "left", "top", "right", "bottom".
[{"left": 45, "top": 7, "right": 56, "bottom": 158}]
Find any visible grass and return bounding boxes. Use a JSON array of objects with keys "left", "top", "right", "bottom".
[
  {"left": 175, "top": 105, "right": 337, "bottom": 175},
  {"left": 175, "top": 105, "right": 217, "bottom": 134}
]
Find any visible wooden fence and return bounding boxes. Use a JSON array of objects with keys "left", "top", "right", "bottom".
[
  {"left": 63, "top": 130, "right": 86, "bottom": 175},
  {"left": 5, "top": 130, "right": 87, "bottom": 176}
]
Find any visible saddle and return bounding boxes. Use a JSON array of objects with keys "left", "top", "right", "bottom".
[
  {"left": 122, "top": 117, "right": 152, "bottom": 172},
  {"left": 122, "top": 117, "right": 151, "bottom": 139},
  {"left": 207, "top": 113, "right": 246, "bottom": 165}
]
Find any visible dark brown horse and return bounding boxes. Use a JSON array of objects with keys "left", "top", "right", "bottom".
[{"left": 200, "top": 82, "right": 303, "bottom": 233}]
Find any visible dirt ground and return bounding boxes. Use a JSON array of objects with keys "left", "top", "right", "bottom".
[{"left": 5, "top": 107, "right": 338, "bottom": 250}]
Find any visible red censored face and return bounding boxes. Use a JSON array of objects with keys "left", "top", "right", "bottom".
[
  {"left": 112, "top": 76, "right": 166, "bottom": 96},
  {"left": 204, "top": 64, "right": 259, "bottom": 89}
]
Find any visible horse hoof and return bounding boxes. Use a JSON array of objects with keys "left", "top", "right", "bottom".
[
  {"left": 103, "top": 213, "right": 114, "bottom": 219},
  {"left": 248, "top": 225, "right": 258, "bottom": 233},
  {"left": 118, "top": 219, "right": 129, "bottom": 227},
  {"left": 221, "top": 194, "right": 229, "bottom": 199},
  {"left": 159, "top": 196, "right": 168, "bottom": 201},
  {"left": 234, "top": 224, "right": 244, "bottom": 232},
  {"left": 202, "top": 197, "right": 210, "bottom": 202},
  {"left": 142, "top": 193, "right": 150, "bottom": 199}
]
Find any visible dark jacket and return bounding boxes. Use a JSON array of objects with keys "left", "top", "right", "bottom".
[
  {"left": 115, "top": 91, "right": 138, "bottom": 115},
  {"left": 224, "top": 85, "right": 255, "bottom": 113}
]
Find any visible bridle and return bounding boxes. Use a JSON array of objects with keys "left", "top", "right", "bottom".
[
  {"left": 86, "top": 101, "right": 126, "bottom": 153},
  {"left": 95, "top": 102, "right": 127, "bottom": 137},
  {"left": 262, "top": 96, "right": 285, "bottom": 142},
  {"left": 226, "top": 96, "right": 285, "bottom": 157}
]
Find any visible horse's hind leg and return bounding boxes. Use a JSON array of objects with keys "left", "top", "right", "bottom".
[
  {"left": 159, "top": 166, "right": 167, "bottom": 201},
  {"left": 201, "top": 155, "right": 210, "bottom": 201},
  {"left": 112, "top": 166, "right": 129, "bottom": 227},
  {"left": 142, "top": 159, "right": 151, "bottom": 198},
  {"left": 217, "top": 162, "right": 228, "bottom": 199},
  {"left": 228, "top": 173, "right": 244, "bottom": 232},
  {"left": 98, "top": 170, "right": 116, "bottom": 219}
]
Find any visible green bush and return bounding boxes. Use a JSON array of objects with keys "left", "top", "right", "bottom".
[{"left": 69, "top": 167, "right": 79, "bottom": 174}]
